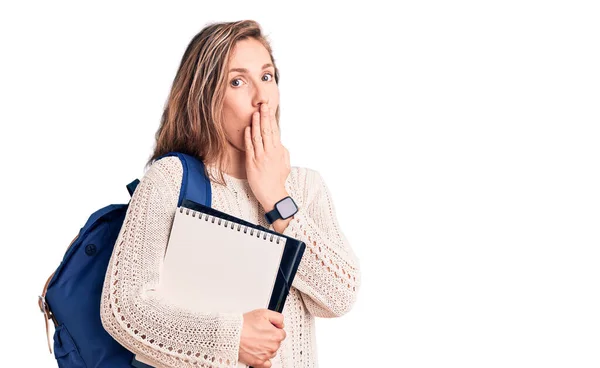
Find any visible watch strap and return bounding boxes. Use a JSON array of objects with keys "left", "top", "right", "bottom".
[{"left": 265, "top": 208, "right": 281, "bottom": 224}]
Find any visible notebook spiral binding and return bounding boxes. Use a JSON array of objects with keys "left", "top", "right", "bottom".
[{"left": 179, "top": 207, "right": 283, "bottom": 244}]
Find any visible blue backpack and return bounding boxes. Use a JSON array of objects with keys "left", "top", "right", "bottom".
[{"left": 39, "top": 152, "right": 212, "bottom": 368}]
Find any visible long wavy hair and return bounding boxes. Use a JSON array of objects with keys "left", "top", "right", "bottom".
[{"left": 146, "top": 20, "right": 280, "bottom": 186}]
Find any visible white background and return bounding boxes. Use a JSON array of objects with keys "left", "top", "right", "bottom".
[{"left": 1, "top": 0, "right": 599, "bottom": 366}]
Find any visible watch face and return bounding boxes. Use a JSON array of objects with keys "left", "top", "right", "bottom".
[{"left": 276, "top": 197, "right": 298, "bottom": 219}]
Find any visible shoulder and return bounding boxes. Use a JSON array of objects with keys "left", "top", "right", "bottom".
[
  {"left": 144, "top": 156, "right": 183, "bottom": 180},
  {"left": 288, "top": 166, "right": 322, "bottom": 187},
  {"left": 140, "top": 156, "right": 184, "bottom": 204}
]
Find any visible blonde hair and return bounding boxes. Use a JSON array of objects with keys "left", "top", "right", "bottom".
[{"left": 147, "top": 20, "right": 280, "bottom": 186}]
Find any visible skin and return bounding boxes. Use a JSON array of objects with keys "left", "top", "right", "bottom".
[
  {"left": 222, "top": 38, "right": 291, "bottom": 368},
  {"left": 222, "top": 38, "right": 293, "bottom": 234}
]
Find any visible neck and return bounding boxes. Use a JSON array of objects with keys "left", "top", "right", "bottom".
[{"left": 224, "top": 141, "right": 247, "bottom": 180}]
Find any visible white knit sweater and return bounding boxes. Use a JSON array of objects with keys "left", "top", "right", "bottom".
[{"left": 100, "top": 156, "right": 361, "bottom": 368}]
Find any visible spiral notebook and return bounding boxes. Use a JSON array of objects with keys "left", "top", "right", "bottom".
[{"left": 133, "top": 199, "right": 305, "bottom": 368}]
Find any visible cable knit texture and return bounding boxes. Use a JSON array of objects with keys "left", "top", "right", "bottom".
[{"left": 100, "top": 156, "right": 361, "bottom": 368}]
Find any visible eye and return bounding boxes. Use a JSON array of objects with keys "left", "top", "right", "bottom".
[
  {"left": 230, "top": 72, "right": 274, "bottom": 88},
  {"left": 262, "top": 72, "right": 274, "bottom": 82}
]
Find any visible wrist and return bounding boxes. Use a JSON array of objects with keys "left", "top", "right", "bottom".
[
  {"left": 271, "top": 216, "right": 293, "bottom": 234},
  {"left": 261, "top": 190, "right": 290, "bottom": 212},
  {"left": 263, "top": 192, "right": 299, "bottom": 231}
]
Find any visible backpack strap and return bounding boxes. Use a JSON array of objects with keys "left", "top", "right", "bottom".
[
  {"left": 156, "top": 152, "right": 212, "bottom": 207},
  {"left": 126, "top": 179, "right": 140, "bottom": 197}
]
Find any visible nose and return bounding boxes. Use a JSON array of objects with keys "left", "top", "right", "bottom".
[
  {"left": 253, "top": 86, "right": 269, "bottom": 110},
  {"left": 258, "top": 102, "right": 269, "bottom": 112}
]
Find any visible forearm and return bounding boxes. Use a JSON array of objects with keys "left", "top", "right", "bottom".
[
  {"left": 101, "top": 158, "right": 244, "bottom": 368},
  {"left": 281, "top": 208, "right": 361, "bottom": 317}
]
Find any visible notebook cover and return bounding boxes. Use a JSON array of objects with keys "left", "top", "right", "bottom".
[{"left": 180, "top": 199, "right": 305, "bottom": 313}]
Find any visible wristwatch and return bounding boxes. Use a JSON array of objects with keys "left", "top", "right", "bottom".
[{"left": 264, "top": 196, "right": 299, "bottom": 224}]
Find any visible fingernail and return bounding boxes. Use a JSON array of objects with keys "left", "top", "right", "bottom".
[{"left": 262, "top": 104, "right": 268, "bottom": 111}]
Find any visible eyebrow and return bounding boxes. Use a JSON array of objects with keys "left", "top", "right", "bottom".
[{"left": 229, "top": 63, "right": 274, "bottom": 74}]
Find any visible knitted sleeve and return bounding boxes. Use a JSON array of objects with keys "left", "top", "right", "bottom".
[
  {"left": 100, "top": 157, "right": 243, "bottom": 368},
  {"left": 281, "top": 169, "right": 361, "bottom": 318}
]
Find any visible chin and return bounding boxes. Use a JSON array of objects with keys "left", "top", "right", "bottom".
[{"left": 232, "top": 142, "right": 246, "bottom": 153}]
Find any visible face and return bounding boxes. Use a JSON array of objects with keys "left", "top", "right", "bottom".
[{"left": 222, "top": 38, "right": 280, "bottom": 152}]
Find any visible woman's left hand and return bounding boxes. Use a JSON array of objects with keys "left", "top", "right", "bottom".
[{"left": 244, "top": 103, "right": 290, "bottom": 212}]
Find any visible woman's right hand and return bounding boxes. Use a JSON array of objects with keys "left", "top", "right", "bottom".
[{"left": 238, "top": 308, "right": 286, "bottom": 368}]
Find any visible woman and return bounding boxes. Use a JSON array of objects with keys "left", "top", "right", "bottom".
[{"left": 100, "top": 20, "right": 361, "bottom": 368}]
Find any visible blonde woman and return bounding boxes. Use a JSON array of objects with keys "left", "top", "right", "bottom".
[{"left": 100, "top": 20, "right": 361, "bottom": 368}]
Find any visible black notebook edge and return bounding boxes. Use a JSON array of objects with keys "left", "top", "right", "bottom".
[{"left": 180, "top": 199, "right": 306, "bottom": 313}]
